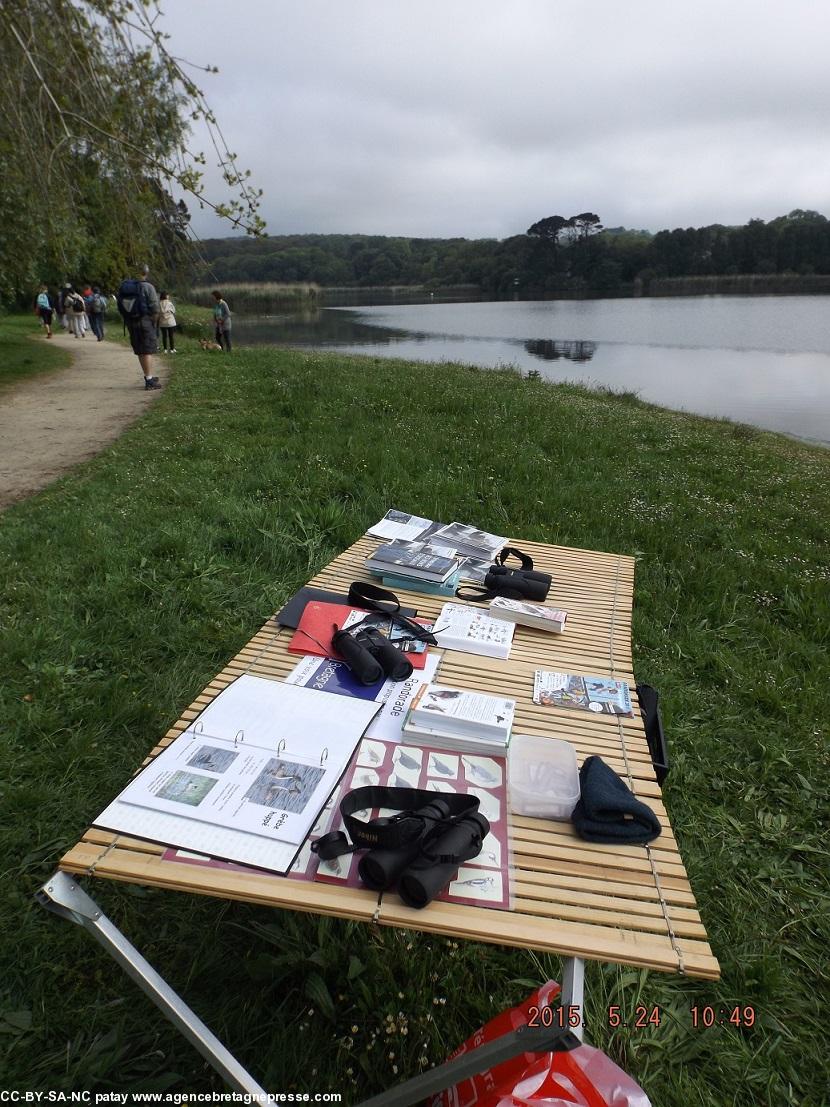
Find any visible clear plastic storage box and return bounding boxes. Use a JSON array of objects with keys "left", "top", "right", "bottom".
[{"left": 509, "top": 734, "right": 580, "bottom": 819}]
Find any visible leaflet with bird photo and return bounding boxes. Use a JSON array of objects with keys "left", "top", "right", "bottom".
[{"left": 533, "top": 670, "right": 634, "bottom": 717}]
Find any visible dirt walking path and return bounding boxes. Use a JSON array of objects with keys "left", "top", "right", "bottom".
[{"left": 0, "top": 329, "right": 168, "bottom": 511}]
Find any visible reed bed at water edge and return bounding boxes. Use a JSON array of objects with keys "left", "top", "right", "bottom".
[{"left": 187, "top": 281, "right": 320, "bottom": 314}]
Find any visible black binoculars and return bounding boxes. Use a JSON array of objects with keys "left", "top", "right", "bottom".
[
  {"left": 456, "top": 546, "right": 552, "bottom": 603},
  {"left": 331, "top": 623, "right": 413, "bottom": 685},
  {"left": 483, "top": 563, "right": 551, "bottom": 601},
  {"left": 358, "top": 797, "right": 490, "bottom": 908}
]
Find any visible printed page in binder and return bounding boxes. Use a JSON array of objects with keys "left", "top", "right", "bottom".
[
  {"left": 93, "top": 674, "right": 379, "bottom": 873},
  {"left": 163, "top": 736, "right": 512, "bottom": 910}
]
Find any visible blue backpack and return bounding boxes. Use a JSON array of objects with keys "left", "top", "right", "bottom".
[{"left": 118, "top": 278, "right": 148, "bottom": 320}]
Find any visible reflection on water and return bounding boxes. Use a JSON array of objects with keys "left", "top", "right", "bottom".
[
  {"left": 524, "top": 339, "right": 597, "bottom": 362},
  {"left": 238, "top": 309, "right": 411, "bottom": 347},
  {"left": 233, "top": 298, "right": 830, "bottom": 443}
]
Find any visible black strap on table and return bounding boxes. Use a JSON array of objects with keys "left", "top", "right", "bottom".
[
  {"left": 455, "top": 546, "right": 536, "bottom": 602},
  {"left": 348, "top": 580, "right": 403, "bottom": 614},
  {"left": 346, "top": 581, "right": 438, "bottom": 646},
  {"left": 311, "top": 786, "right": 481, "bottom": 861},
  {"left": 496, "top": 546, "right": 534, "bottom": 570}
]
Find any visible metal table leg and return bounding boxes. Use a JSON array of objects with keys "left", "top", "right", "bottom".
[
  {"left": 355, "top": 1022, "right": 580, "bottom": 1107},
  {"left": 37, "top": 871, "right": 268, "bottom": 1095},
  {"left": 560, "top": 956, "right": 586, "bottom": 1041},
  {"left": 38, "top": 872, "right": 588, "bottom": 1098}
]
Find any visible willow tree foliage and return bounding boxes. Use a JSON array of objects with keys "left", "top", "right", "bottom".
[{"left": 0, "top": 0, "right": 265, "bottom": 300}]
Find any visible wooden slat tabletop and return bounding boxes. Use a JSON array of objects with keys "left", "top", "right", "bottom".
[{"left": 60, "top": 535, "right": 720, "bottom": 980}]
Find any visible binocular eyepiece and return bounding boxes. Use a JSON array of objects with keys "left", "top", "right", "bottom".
[
  {"left": 358, "top": 798, "right": 490, "bottom": 908},
  {"left": 332, "top": 624, "right": 413, "bottom": 685}
]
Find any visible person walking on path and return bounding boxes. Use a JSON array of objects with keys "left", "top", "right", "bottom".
[
  {"left": 35, "top": 285, "right": 55, "bottom": 338},
  {"left": 117, "top": 263, "right": 162, "bottom": 389},
  {"left": 56, "top": 285, "right": 71, "bottom": 330},
  {"left": 158, "top": 291, "right": 177, "bottom": 352},
  {"left": 88, "top": 286, "right": 108, "bottom": 341},
  {"left": 211, "top": 289, "right": 233, "bottom": 351},
  {"left": 65, "top": 288, "right": 87, "bottom": 338}
]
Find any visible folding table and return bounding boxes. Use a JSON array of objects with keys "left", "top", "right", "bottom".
[{"left": 40, "top": 533, "right": 719, "bottom": 1099}]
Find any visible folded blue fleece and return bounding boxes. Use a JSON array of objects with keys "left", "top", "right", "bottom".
[{"left": 571, "top": 755, "right": 661, "bottom": 844}]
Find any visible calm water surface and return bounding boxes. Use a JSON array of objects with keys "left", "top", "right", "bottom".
[{"left": 235, "top": 296, "right": 830, "bottom": 443}]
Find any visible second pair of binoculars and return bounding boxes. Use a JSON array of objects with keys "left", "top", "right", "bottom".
[
  {"left": 484, "top": 563, "right": 551, "bottom": 601},
  {"left": 358, "top": 796, "right": 490, "bottom": 908},
  {"left": 331, "top": 622, "right": 413, "bottom": 685}
]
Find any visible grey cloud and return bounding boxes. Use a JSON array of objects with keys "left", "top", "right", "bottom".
[{"left": 160, "top": 0, "right": 830, "bottom": 239}]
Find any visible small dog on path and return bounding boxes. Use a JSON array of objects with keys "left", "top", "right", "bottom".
[{"left": 198, "top": 338, "right": 223, "bottom": 351}]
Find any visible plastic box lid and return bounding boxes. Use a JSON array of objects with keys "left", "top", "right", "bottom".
[{"left": 509, "top": 734, "right": 580, "bottom": 820}]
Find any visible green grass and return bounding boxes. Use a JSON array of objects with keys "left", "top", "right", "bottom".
[
  {"left": 0, "top": 315, "right": 71, "bottom": 389},
  {"left": 1, "top": 340, "right": 828, "bottom": 1103}
]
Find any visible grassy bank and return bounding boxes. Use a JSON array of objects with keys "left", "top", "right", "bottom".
[
  {"left": 1, "top": 342, "right": 828, "bottom": 1103},
  {"left": 0, "top": 315, "right": 71, "bottom": 389}
]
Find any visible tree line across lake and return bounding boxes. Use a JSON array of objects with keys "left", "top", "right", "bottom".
[{"left": 199, "top": 209, "right": 830, "bottom": 297}]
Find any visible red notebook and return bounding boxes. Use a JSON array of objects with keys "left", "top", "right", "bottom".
[{"left": 288, "top": 602, "right": 432, "bottom": 670}]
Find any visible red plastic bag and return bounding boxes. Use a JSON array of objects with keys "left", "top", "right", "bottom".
[{"left": 430, "top": 982, "right": 651, "bottom": 1107}]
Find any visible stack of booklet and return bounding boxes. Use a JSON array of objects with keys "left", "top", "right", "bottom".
[
  {"left": 364, "top": 539, "right": 461, "bottom": 586},
  {"left": 402, "top": 682, "right": 516, "bottom": 754},
  {"left": 366, "top": 509, "right": 507, "bottom": 584},
  {"left": 428, "top": 521, "right": 507, "bottom": 562}
]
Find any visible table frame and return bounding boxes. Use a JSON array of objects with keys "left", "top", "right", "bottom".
[
  {"left": 38, "top": 870, "right": 584, "bottom": 1101},
  {"left": 41, "top": 533, "right": 717, "bottom": 1096}
]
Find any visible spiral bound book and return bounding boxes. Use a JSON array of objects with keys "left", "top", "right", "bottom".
[{"left": 93, "top": 674, "right": 379, "bottom": 874}]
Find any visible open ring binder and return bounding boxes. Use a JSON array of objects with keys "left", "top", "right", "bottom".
[{"left": 92, "top": 674, "right": 379, "bottom": 875}]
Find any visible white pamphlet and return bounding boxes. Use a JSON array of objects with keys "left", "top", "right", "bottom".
[
  {"left": 367, "top": 509, "right": 433, "bottom": 541},
  {"left": 285, "top": 652, "right": 441, "bottom": 743}
]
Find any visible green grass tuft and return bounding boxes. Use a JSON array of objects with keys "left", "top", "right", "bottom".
[{"left": 0, "top": 316, "right": 71, "bottom": 389}]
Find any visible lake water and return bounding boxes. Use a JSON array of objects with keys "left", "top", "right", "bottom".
[{"left": 234, "top": 296, "right": 830, "bottom": 444}]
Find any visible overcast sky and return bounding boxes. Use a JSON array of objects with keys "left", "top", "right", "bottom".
[{"left": 158, "top": 0, "right": 830, "bottom": 241}]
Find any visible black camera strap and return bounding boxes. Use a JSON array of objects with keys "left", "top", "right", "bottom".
[
  {"left": 497, "top": 547, "right": 534, "bottom": 570},
  {"left": 311, "top": 786, "right": 481, "bottom": 861},
  {"left": 456, "top": 547, "right": 533, "bottom": 602},
  {"left": 348, "top": 580, "right": 403, "bottom": 615},
  {"left": 346, "top": 580, "right": 438, "bottom": 646}
]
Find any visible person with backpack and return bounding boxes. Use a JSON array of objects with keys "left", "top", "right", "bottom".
[
  {"left": 117, "top": 264, "right": 162, "bottom": 390},
  {"left": 157, "top": 291, "right": 177, "bottom": 352},
  {"left": 56, "top": 285, "right": 70, "bottom": 330},
  {"left": 35, "top": 284, "right": 55, "bottom": 338},
  {"left": 65, "top": 287, "right": 87, "bottom": 338},
  {"left": 88, "top": 286, "right": 108, "bottom": 341}
]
